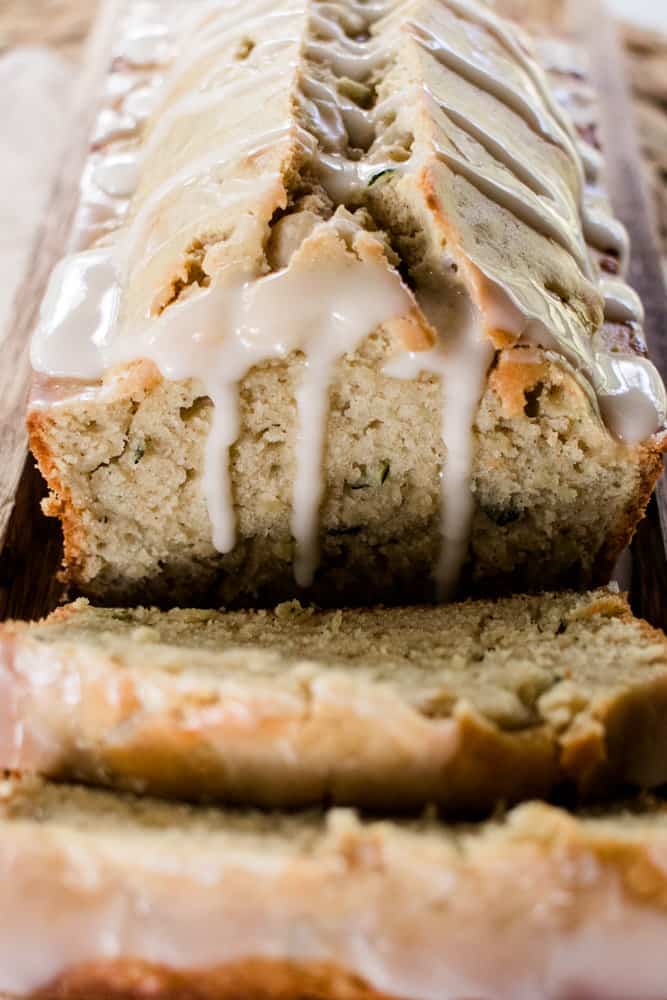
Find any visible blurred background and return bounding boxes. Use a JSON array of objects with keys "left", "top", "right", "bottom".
[
  {"left": 0, "top": 0, "right": 665, "bottom": 339},
  {"left": 607, "top": 0, "right": 667, "bottom": 30}
]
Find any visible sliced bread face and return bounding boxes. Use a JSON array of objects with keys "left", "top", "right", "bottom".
[
  {"left": 2, "top": 776, "right": 667, "bottom": 999},
  {"left": 3, "top": 589, "right": 667, "bottom": 812}
]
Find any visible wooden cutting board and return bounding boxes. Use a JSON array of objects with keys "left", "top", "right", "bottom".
[
  {"left": 0, "top": 0, "right": 124, "bottom": 621},
  {"left": 0, "top": 0, "right": 665, "bottom": 625}
]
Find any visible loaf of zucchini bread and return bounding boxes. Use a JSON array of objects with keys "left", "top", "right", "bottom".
[
  {"left": 29, "top": 0, "right": 666, "bottom": 605},
  {"left": 3, "top": 775, "right": 667, "bottom": 1000}
]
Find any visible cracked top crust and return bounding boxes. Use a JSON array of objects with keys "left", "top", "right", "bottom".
[
  {"left": 117, "top": 0, "right": 603, "bottom": 364},
  {"left": 31, "top": 0, "right": 666, "bottom": 430}
]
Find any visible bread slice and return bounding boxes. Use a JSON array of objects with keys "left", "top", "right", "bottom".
[
  {"left": 28, "top": 0, "right": 666, "bottom": 607},
  {"left": 3, "top": 775, "right": 667, "bottom": 999},
  {"left": 4, "top": 588, "right": 667, "bottom": 812}
]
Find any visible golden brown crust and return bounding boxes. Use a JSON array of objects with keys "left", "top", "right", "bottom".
[
  {"left": 33, "top": 959, "right": 398, "bottom": 1000},
  {"left": 565, "top": 591, "right": 632, "bottom": 621},
  {"left": 27, "top": 407, "right": 88, "bottom": 585},
  {"left": 592, "top": 438, "right": 666, "bottom": 585},
  {"left": 383, "top": 310, "right": 435, "bottom": 352},
  {"left": 487, "top": 349, "right": 549, "bottom": 419},
  {"left": 27, "top": 359, "right": 163, "bottom": 589}
]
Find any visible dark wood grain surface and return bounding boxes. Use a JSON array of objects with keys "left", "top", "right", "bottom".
[
  {"left": 1, "top": 0, "right": 666, "bottom": 625},
  {"left": 0, "top": 0, "right": 124, "bottom": 622},
  {"left": 573, "top": 2, "right": 667, "bottom": 627}
]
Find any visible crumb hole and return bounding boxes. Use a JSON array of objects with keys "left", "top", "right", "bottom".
[
  {"left": 524, "top": 382, "right": 544, "bottom": 418},
  {"left": 180, "top": 397, "right": 210, "bottom": 423},
  {"left": 159, "top": 243, "right": 212, "bottom": 313}
]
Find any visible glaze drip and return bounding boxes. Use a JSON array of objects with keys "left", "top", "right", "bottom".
[{"left": 385, "top": 286, "right": 493, "bottom": 599}]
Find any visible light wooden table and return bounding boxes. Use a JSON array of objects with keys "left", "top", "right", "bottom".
[{"left": 0, "top": 0, "right": 95, "bottom": 61}]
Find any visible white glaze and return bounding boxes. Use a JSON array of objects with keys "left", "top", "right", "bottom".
[
  {"left": 578, "top": 141, "right": 604, "bottom": 184},
  {"left": 594, "top": 355, "right": 666, "bottom": 443},
  {"left": 600, "top": 277, "right": 644, "bottom": 324},
  {"left": 140, "top": 220, "right": 414, "bottom": 574},
  {"left": 408, "top": 20, "right": 576, "bottom": 168},
  {"left": 288, "top": 243, "right": 414, "bottom": 585},
  {"left": 432, "top": 139, "right": 590, "bottom": 274},
  {"left": 31, "top": 248, "right": 119, "bottom": 379},
  {"left": 408, "top": 6, "right": 632, "bottom": 284},
  {"left": 538, "top": 35, "right": 632, "bottom": 271},
  {"left": 123, "top": 82, "right": 164, "bottom": 122},
  {"left": 582, "top": 192, "right": 630, "bottom": 265},
  {"left": 437, "top": 0, "right": 585, "bottom": 167},
  {"left": 92, "top": 152, "right": 142, "bottom": 199},
  {"left": 119, "top": 127, "right": 307, "bottom": 276},
  {"left": 385, "top": 288, "right": 493, "bottom": 598},
  {"left": 114, "top": 23, "right": 172, "bottom": 68},
  {"left": 140, "top": 64, "right": 292, "bottom": 173},
  {"left": 91, "top": 108, "right": 138, "bottom": 148},
  {"left": 165, "top": 5, "right": 306, "bottom": 85},
  {"left": 474, "top": 269, "right": 666, "bottom": 440}
]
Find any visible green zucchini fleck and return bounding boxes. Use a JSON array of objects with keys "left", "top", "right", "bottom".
[{"left": 368, "top": 168, "right": 396, "bottom": 187}]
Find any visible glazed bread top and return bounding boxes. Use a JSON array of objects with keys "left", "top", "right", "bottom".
[
  {"left": 30, "top": 0, "right": 667, "bottom": 596},
  {"left": 4, "top": 776, "right": 667, "bottom": 999}
]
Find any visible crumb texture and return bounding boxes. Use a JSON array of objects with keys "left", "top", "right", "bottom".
[{"left": 3, "top": 590, "right": 667, "bottom": 810}]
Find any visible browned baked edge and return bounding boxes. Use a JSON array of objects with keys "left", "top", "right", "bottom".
[
  {"left": 31, "top": 959, "right": 399, "bottom": 1000},
  {"left": 28, "top": 407, "right": 88, "bottom": 588},
  {"left": 592, "top": 438, "right": 666, "bottom": 585},
  {"left": 27, "top": 361, "right": 162, "bottom": 592}
]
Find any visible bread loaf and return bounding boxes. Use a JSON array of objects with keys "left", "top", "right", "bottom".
[{"left": 29, "top": 0, "right": 666, "bottom": 606}]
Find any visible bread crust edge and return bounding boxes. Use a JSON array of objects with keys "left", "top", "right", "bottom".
[{"left": 31, "top": 958, "right": 398, "bottom": 1000}]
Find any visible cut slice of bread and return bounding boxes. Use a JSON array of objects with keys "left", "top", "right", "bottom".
[
  {"left": 3, "top": 589, "right": 667, "bottom": 811},
  {"left": 2, "top": 775, "right": 667, "bottom": 999}
]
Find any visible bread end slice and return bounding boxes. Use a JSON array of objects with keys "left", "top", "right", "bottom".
[{"left": 3, "top": 777, "right": 667, "bottom": 998}]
